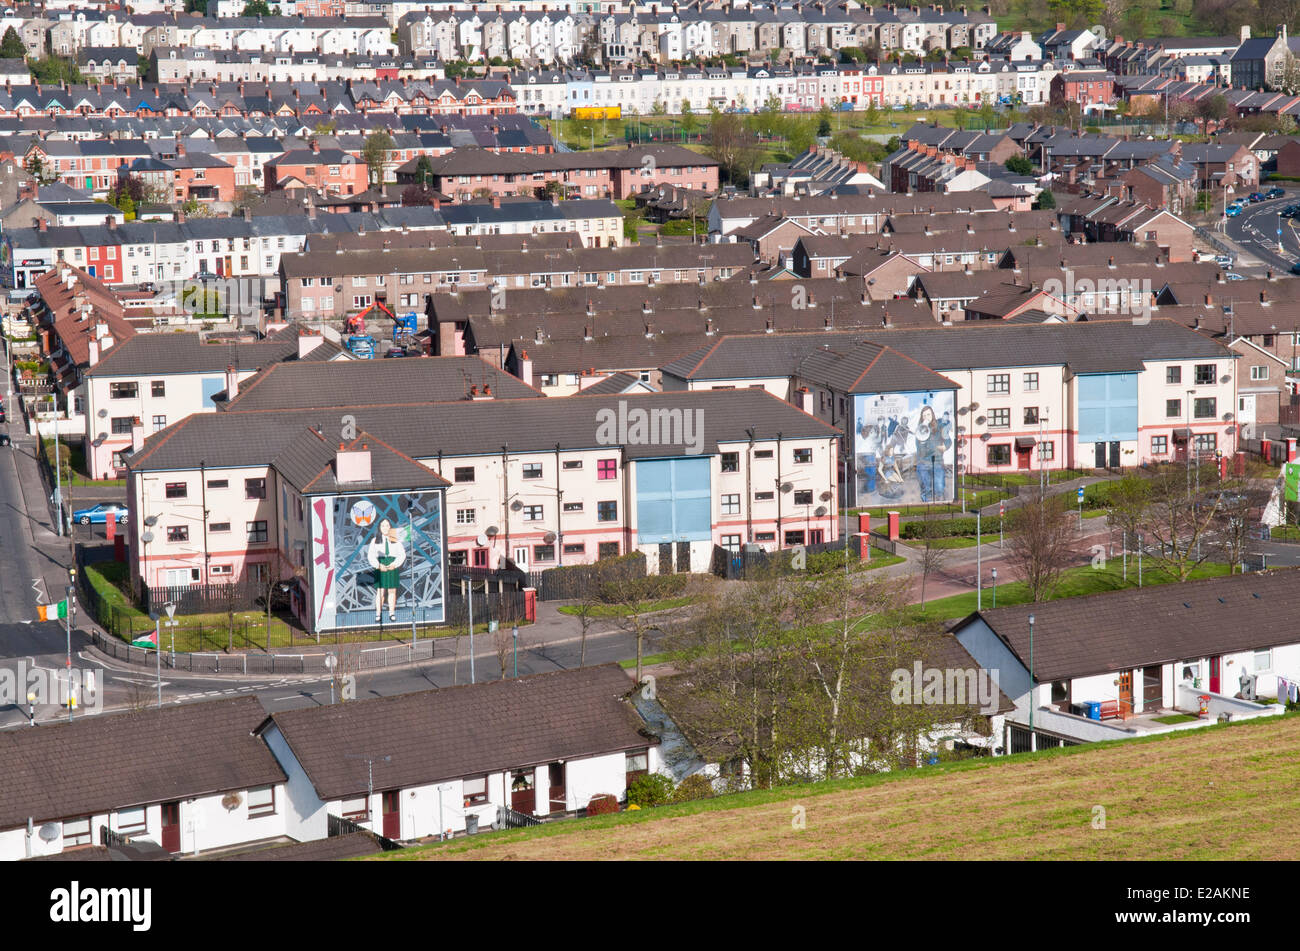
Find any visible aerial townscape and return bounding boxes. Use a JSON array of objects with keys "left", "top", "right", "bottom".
[{"left": 0, "top": 0, "right": 1298, "bottom": 901}]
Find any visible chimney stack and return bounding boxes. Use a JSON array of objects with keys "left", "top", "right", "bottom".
[{"left": 225, "top": 364, "right": 239, "bottom": 401}]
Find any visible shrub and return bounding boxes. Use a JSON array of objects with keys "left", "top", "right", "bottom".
[
  {"left": 900, "top": 516, "right": 980, "bottom": 539},
  {"left": 586, "top": 793, "right": 619, "bottom": 816},
  {"left": 626, "top": 773, "right": 674, "bottom": 808},
  {"left": 670, "top": 773, "right": 716, "bottom": 803}
]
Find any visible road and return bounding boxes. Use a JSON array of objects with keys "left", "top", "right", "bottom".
[{"left": 1223, "top": 190, "right": 1300, "bottom": 272}]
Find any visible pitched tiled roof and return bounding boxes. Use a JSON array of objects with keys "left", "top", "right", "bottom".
[
  {"left": 261, "top": 665, "right": 652, "bottom": 801},
  {"left": 0, "top": 696, "right": 285, "bottom": 831}
]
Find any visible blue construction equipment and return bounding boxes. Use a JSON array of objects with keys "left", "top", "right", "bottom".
[
  {"left": 393, "top": 312, "right": 418, "bottom": 343},
  {"left": 347, "top": 334, "right": 377, "bottom": 359}
]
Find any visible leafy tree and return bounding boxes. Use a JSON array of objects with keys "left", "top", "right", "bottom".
[
  {"left": 361, "top": 128, "right": 396, "bottom": 186},
  {"left": 401, "top": 184, "right": 437, "bottom": 205},
  {"left": 28, "top": 56, "right": 83, "bottom": 85},
  {"left": 411, "top": 153, "right": 434, "bottom": 186},
  {"left": 1034, "top": 189, "right": 1056, "bottom": 210},
  {"left": 241, "top": 0, "right": 272, "bottom": 14},
  {"left": 116, "top": 194, "right": 136, "bottom": 222},
  {"left": 0, "top": 27, "right": 25, "bottom": 59},
  {"left": 817, "top": 104, "right": 833, "bottom": 137},
  {"left": 1004, "top": 154, "right": 1035, "bottom": 175}
]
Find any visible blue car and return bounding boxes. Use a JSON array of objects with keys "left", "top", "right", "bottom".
[
  {"left": 1225, "top": 204, "right": 1242, "bottom": 217},
  {"left": 73, "top": 503, "right": 128, "bottom": 525}
]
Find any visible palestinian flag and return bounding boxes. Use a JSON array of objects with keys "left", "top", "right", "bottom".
[
  {"left": 131, "top": 630, "right": 158, "bottom": 649},
  {"left": 36, "top": 600, "right": 68, "bottom": 621}
]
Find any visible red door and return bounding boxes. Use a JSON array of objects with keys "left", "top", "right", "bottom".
[
  {"left": 1016, "top": 448, "right": 1032, "bottom": 470},
  {"left": 548, "top": 763, "right": 566, "bottom": 815},
  {"left": 1209, "top": 656, "right": 1221, "bottom": 694},
  {"left": 510, "top": 770, "right": 535, "bottom": 814},
  {"left": 160, "top": 801, "right": 180, "bottom": 853},
  {"left": 381, "top": 791, "right": 400, "bottom": 839}
]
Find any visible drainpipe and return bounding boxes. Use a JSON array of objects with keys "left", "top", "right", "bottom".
[
  {"left": 554, "top": 442, "right": 562, "bottom": 567},
  {"left": 776, "top": 431, "right": 783, "bottom": 548},
  {"left": 199, "top": 459, "right": 210, "bottom": 581},
  {"left": 501, "top": 444, "right": 510, "bottom": 563},
  {"left": 745, "top": 427, "right": 754, "bottom": 543}
]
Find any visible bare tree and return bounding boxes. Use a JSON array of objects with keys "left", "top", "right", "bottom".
[
  {"left": 1211, "top": 485, "right": 1261, "bottom": 573},
  {"left": 493, "top": 625, "right": 513, "bottom": 679},
  {"left": 1005, "top": 493, "right": 1076, "bottom": 601},
  {"left": 913, "top": 517, "right": 950, "bottom": 607},
  {"left": 1105, "top": 473, "right": 1151, "bottom": 556},
  {"left": 568, "top": 590, "right": 601, "bottom": 667},
  {"left": 1140, "top": 465, "right": 1219, "bottom": 581}
]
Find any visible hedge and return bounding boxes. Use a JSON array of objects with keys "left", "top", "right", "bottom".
[{"left": 900, "top": 516, "right": 981, "bottom": 539}]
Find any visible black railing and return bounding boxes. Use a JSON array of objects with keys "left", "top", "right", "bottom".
[
  {"left": 99, "top": 825, "right": 131, "bottom": 848},
  {"left": 497, "top": 806, "right": 542, "bottom": 829},
  {"left": 326, "top": 813, "right": 402, "bottom": 851}
]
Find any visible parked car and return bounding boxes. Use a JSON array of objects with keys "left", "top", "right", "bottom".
[
  {"left": 1282, "top": 204, "right": 1300, "bottom": 218},
  {"left": 0, "top": 406, "right": 5, "bottom": 423},
  {"left": 1249, "top": 192, "right": 1266, "bottom": 203},
  {"left": 1267, "top": 187, "right": 1286, "bottom": 199},
  {"left": 72, "top": 503, "right": 128, "bottom": 525},
  {"left": 1225, "top": 204, "right": 1242, "bottom": 217},
  {"left": 1224, "top": 272, "right": 1246, "bottom": 280},
  {"left": 1290, "top": 261, "right": 1300, "bottom": 275},
  {"left": 384, "top": 348, "right": 408, "bottom": 358},
  {"left": 0, "top": 433, "right": 10, "bottom": 447},
  {"left": 1213, "top": 254, "right": 1234, "bottom": 268}
]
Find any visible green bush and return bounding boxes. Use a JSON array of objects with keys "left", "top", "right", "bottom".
[
  {"left": 626, "top": 773, "right": 674, "bottom": 808},
  {"left": 900, "top": 516, "right": 980, "bottom": 539},
  {"left": 600, "top": 571, "right": 690, "bottom": 603},
  {"left": 670, "top": 773, "right": 716, "bottom": 803},
  {"left": 585, "top": 793, "right": 619, "bottom": 816}
]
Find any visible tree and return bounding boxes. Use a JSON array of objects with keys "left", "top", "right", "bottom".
[
  {"left": 1005, "top": 493, "right": 1076, "bottom": 601},
  {"left": 535, "top": 178, "right": 565, "bottom": 200},
  {"left": 1105, "top": 474, "right": 1152, "bottom": 555},
  {"left": 361, "top": 128, "right": 396, "bottom": 186},
  {"left": 1139, "top": 464, "right": 1219, "bottom": 581},
  {"left": 241, "top": 0, "right": 272, "bottom": 13},
  {"left": 0, "top": 27, "right": 25, "bottom": 59},
  {"left": 1004, "top": 154, "right": 1035, "bottom": 176},
  {"left": 569, "top": 589, "right": 600, "bottom": 668},
  {"left": 401, "top": 184, "right": 437, "bottom": 205},
  {"left": 705, "top": 107, "right": 763, "bottom": 186},
  {"left": 28, "top": 56, "right": 82, "bottom": 85},
  {"left": 411, "top": 153, "right": 434, "bottom": 186},
  {"left": 1211, "top": 482, "right": 1267, "bottom": 573},
  {"left": 913, "top": 517, "right": 950, "bottom": 607},
  {"left": 116, "top": 194, "right": 136, "bottom": 222},
  {"left": 817, "top": 104, "right": 834, "bottom": 137},
  {"left": 1195, "top": 93, "right": 1228, "bottom": 131},
  {"left": 1034, "top": 189, "right": 1056, "bottom": 210}
]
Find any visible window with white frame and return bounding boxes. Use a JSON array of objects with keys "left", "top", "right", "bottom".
[
  {"left": 63, "top": 817, "right": 92, "bottom": 847},
  {"left": 247, "top": 786, "right": 276, "bottom": 818}
]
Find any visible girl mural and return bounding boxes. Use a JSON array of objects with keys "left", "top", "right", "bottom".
[
  {"left": 913, "top": 404, "right": 953, "bottom": 503},
  {"left": 366, "top": 518, "right": 407, "bottom": 622}
]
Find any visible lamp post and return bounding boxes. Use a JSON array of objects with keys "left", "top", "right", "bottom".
[
  {"left": 991, "top": 567, "right": 997, "bottom": 608},
  {"left": 976, "top": 508, "right": 982, "bottom": 611},
  {"left": 512, "top": 623, "right": 518, "bottom": 678},
  {"left": 1028, "top": 613, "right": 1035, "bottom": 736},
  {"left": 325, "top": 652, "right": 337, "bottom": 704},
  {"left": 26, "top": 691, "right": 35, "bottom": 727},
  {"left": 49, "top": 394, "right": 62, "bottom": 538},
  {"left": 163, "top": 601, "right": 177, "bottom": 668},
  {"left": 149, "top": 610, "right": 161, "bottom": 709}
]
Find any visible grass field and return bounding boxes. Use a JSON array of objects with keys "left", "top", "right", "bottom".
[{"left": 373, "top": 713, "right": 1300, "bottom": 861}]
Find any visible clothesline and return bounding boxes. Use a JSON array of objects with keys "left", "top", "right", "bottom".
[{"left": 1276, "top": 676, "right": 1299, "bottom": 705}]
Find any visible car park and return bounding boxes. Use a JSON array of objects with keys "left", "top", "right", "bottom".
[{"left": 71, "top": 503, "right": 129, "bottom": 525}]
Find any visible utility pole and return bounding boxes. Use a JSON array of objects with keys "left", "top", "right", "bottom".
[
  {"left": 50, "top": 395, "right": 62, "bottom": 537},
  {"left": 976, "top": 508, "right": 982, "bottom": 611}
]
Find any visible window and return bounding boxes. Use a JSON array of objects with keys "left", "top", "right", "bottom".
[
  {"left": 1254, "top": 649, "right": 1274, "bottom": 672},
  {"left": 448, "top": 550, "right": 468, "bottom": 567},
  {"left": 754, "top": 449, "right": 774, "bottom": 459},
  {"left": 209, "top": 521, "right": 230, "bottom": 533},
  {"left": 721, "top": 452, "right": 739, "bottom": 472},
  {"left": 1166, "top": 366, "right": 1181, "bottom": 384},
  {"left": 988, "top": 408, "right": 1010, "bottom": 428},
  {"left": 152, "top": 414, "right": 167, "bottom": 432},
  {"left": 1194, "top": 364, "right": 1215, "bottom": 385},
  {"left": 341, "top": 797, "right": 368, "bottom": 821},
  {"left": 625, "top": 749, "right": 649, "bottom": 783},
  {"left": 597, "top": 501, "right": 617, "bottom": 521},
  {"left": 792, "top": 447, "right": 812, "bottom": 464},
  {"left": 1151, "top": 435, "right": 1168, "bottom": 455},
  {"left": 463, "top": 776, "right": 488, "bottom": 805},
  {"left": 1251, "top": 365, "right": 1269, "bottom": 381},
  {"left": 207, "top": 479, "right": 228, "bottom": 489},
  {"left": 1023, "top": 407, "right": 1039, "bottom": 425},
  {"left": 563, "top": 501, "right": 584, "bottom": 513},
  {"left": 522, "top": 505, "right": 543, "bottom": 521},
  {"left": 598, "top": 542, "right": 620, "bottom": 559},
  {"left": 597, "top": 458, "right": 617, "bottom": 480},
  {"left": 533, "top": 544, "right": 555, "bottom": 562},
  {"left": 1023, "top": 372, "right": 1039, "bottom": 392},
  {"left": 245, "top": 478, "right": 266, "bottom": 499},
  {"left": 721, "top": 534, "right": 741, "bottom": 551},
  {"left": 454, "top": 466, "right": 475, "bottom": 483},
  {"left": 247, "top": 520, "right": 268, "bottom": 543},
  {"left": 562, "top": 460, "right": 583, "bottom": 470},
  {"left": 151, "top": 380, "right": 166, "bottom": 397},
  {"left": 167, "top": 525, "right": 188, "bottom": 542},
  {"left": 115, "top": 806, "right": 146, "bottom": 832},
  {"left": 211, "top": 564, "right": 233, "bottom": 576},
  {"left": 563, "top": 542, "right": 586, "bottom": 555},
  {"left": 784, "top": 530, "right": 806, "bottom": 546},
  {"left": 987, "top": 373, "right": 1010, "bottom": 394},
  {"left": 755, "top": 490, "right": 775, "bottom": 501},
  {"left": 109, "top": 382, "right": 138, "bottom": 399},
  {"left": 1193, "top": 433, "right": 1217, "bottom": 453},
  {"left": 987, "top": 444, "right": 1011, "bottom": 466},
  {"left": 1194, "top": 397, "right": 1216, "bottom": 419},
  {"left": 247, "top": 786, "right": 276, "bottom": 818},
  {"left": 110, "top": 416, "right": 134, "bottom": 435},
  {"left": 1166, "top": 399, "right": 1181, "bottom": 418},
  {"left": 540, "top": 373, "right": 559, "bottom": 387},
  {"left": 62, "top": 818, "right": 92, "bottom": 847},
  {"left": 456, "top": 508, "right": 476, "bottom": 525},
  {"left": 797, "top": 489, "right": 817, "bottom": 505},
  {"left": 164, "top": 482, "right": 187, "bottom": 499},
  {"left": 721, "top": 493, "right": 740, "bottom": 515},
  {"left": 522, "top": 462, "right": 543, "bottom": 479},
  {"left": 1036, "top": 441, "right": 1054, "bottom": 461}
]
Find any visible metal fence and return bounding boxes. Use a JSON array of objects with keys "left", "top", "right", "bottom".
[
  {"left": 326, "top": 814, "right": 402, "bottom": 851},
  {"left": 711, "top": 538, "right": 864, "bottom": 581},
  {"left": 532, "top": 552, "right": 648, "bottom": 601}
]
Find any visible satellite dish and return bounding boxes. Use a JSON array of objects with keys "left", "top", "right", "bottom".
[
  {"left": 475, "top": 533, "right": 488, "bottom": 547},
  {"left": 1221, "top": 375, "right": 1231, "bottom": 384},
  {"left": 819, "top": 490, "right": 832, "bottom": 501},
  {"left": 144, "top": 515, "right": 158, "bottom": 526},
  {"left": 141, "top": 531, "right": 154, "bottom": 543},
  {"left": 543, "top": 531, "right": 556, "bottom": 543},
  {"left": 484, "top": 525, "right": 499, "bottom": 536},
  {"left": 38, "top": 823, "right": 59, "bottom": 843},
  {"left": 510, "top": 499, "right": 523, "bottom": 511},
  {"left": 814, "top": 505, "right": 827, "bottom": 516},
  {"left": 975, "top": 416, "right": 986, "bottom": 425},
  {"left": 779, "top": 482, "right": 793, "bottom": 493},
  {"left": 97, "top": 408, "right": 108, "bottom": 418}
]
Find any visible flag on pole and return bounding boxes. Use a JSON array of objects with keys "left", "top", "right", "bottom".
[
  {"left": 131, "top": 630, "right": 158, "bottom": 649},
  {"left": 36, "top": 600, "right": 68, "bottom": 621}
]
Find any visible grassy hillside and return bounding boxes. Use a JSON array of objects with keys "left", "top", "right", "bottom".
[{"left": 374, "top": 713, "right": 1300, "bottom": 861}]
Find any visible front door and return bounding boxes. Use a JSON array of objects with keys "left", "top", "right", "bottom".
[
  {"left": 1239, "top": 395, "right": 1256, "bottom": 427},
  {"left": 658, "top": 543, "right": 673, "bottom": 574},
  {"left": 1095, "top": 441, "right": 1106, "bottom": 468},
  {"left": 381, "top": 790, "right": 400, "bottom": 839},
  {"left": 1142, "top": 665, "right": 1163, "bottom": 710},
  {"left": 548, "top": 762, "right": 566, "bottom": 815},
  {"left": 1109, "top": 441, "right": 1121, "bottom": 468},
  {"left": 511, "top": 769, "right": 535, "bottom": 814},
  {"left": 513, "top": 546, "right": 529, "bottom": 570},
  {"left": 1016, "top": 447, "right": 1032, "bottom": 470},
  {"left": 160, "top": 800, "right": 180, "bottom": 853},
  {"left": 1117, "top": 671, "right": 1134, "bottom": 717},
  {"left": 1210, "top": 655, "right": 1221, "bottom": 693}
]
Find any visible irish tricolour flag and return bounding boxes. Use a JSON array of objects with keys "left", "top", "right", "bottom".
[
  {"left": 131, "top": 630, "right": 158, "bottom": 649},
  {"left": 36, "top": 600, "right": 68, "bottom": 621}
]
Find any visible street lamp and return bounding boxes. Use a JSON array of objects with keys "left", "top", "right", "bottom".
[
  {"left": 991, "top": 567, "right": 997, "bottom": 608},
  {"left": 325, "top": 652, "right": 337, "bottom": 704},
  {"left": 1027, "top": 613, "right": 1035, "bottom": 736},
  {"left": 149, "top": 610, "right": 161, "bottom": 709},
  {"left": 27, "top": 691, "right": 35, "bottom": 727},
  {"left": 512, "top": 623, "right": 518, "bottom": 678}
]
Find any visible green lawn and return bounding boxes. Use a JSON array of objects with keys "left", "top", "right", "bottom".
[
  {"left": 1153, "top": 713, "right": 1199, "bottom": 725},
  {"left": 558, "top": 596, "right": 694, "bottom": 618},
  {"left": 909, "top": 561, "right": 1234, "bottom": 623},
  {"left": 920, "top": 533, "right": 1003, "bottom": 550},
  {"left": 1270, "top": 524, "right": 1300, "bottom": 542}
]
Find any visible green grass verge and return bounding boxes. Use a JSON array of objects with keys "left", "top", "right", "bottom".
[
  {"left": 918, "top": 533, "right": 1002, "bottom": 550},
  {"left": 558, "top": 596, "right": 694, "bottom": 618},
  {"left": 1153, "top": 714, "right": 1198, "bottom": 725}
]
